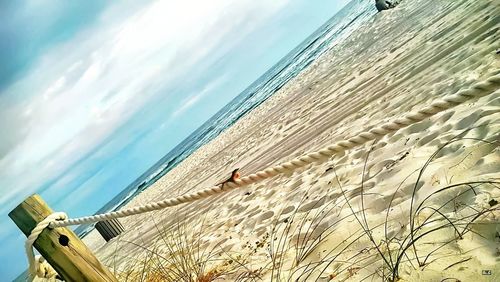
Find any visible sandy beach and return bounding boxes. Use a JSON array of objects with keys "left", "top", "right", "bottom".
[{"left": 82, "top": 0, "right": 500, "bottom": 281}]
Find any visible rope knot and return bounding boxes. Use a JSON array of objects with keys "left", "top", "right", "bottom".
[
  {"left": 34, "top": 255, "right": 58, "bottom": 279},
  {"left": 25, "top": 212, "right": 68, "bottom": 280}
]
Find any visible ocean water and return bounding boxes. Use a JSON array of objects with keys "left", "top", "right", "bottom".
[{"left": 75, "top": 0, "right": 377, "bottom": 238}]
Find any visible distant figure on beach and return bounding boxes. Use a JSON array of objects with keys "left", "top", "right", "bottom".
[
  {"left": 375, "top": 0, "right": 397, "bottom": 12},
  {"left": 217, "top": 168, "right": 241, "bottom": 189}
]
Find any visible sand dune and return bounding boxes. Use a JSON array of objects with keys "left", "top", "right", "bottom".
[{"left": 83, "top": 0, "right": 499, "bottom": 280}]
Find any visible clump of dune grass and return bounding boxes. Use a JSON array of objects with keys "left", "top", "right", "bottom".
[
  {"left": 258, "top": 170, "right": 389, "bottom": 281},
  {"left": 264, "top": 186, "right": 355, "bottom": 281},
  {"left": 243, "top": 133, "right": 499, "bottom": 281},
  {"left": 110, "top": 215, "right": 248, "bottom": 282},
  {"left": 109, "top": 131, "right": 498, "bottom": 282},
  {"left": 332, "top": 134, "right": 500, "bottom": 281}
]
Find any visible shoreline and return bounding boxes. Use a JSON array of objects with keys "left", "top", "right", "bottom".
[{"left": 83, "top": 0, "right": 500, "bottom": 280}]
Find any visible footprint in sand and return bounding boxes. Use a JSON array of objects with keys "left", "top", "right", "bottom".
[
  {"left": 404, "top": 119, "right": 433, "bottom": 135},
  {"left": 486, "top": 95, "right": 500, "bottom": 106},
  {"left": 232, "top": 204, "right": 249, "bottom": 215},
  {"left": 366, "top": 159, "right": 396, "bottom": 179},
  {"left": 257, "top": 211, "right": 275, "bottom": 222},
  {"left": 417, "top": 130, "right": 442, "bottom": 147},
  {"left": 454, "top": 110, "right": 482, "bottom": 130},
  {"left": 297, "top": 196, "right": 327, "bottom": 213},
  {"left": 280, "top": 205, "right": 296, "bottom": 215}
]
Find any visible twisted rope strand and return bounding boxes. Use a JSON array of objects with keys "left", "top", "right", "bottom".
[
  {"left": 47, "top": 72, "right": 500, "bottom": 229},
  {"left": 25, "top": 212, "right": 67, "bottom": 279},
  {"left": 24, "top": 73, "right": 499, "bottom": 279}
]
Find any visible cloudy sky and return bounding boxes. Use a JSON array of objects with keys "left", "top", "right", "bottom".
[{"left": 0, "top": 0, "right": 349, "bottom": 279}]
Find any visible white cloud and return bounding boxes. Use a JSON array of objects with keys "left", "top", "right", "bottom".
[
  {"left": 172, "top": 75, "right": 227, "bottom": 118},
  {"left": 0, "top": 0, "right": 291, "bottom": 215}
]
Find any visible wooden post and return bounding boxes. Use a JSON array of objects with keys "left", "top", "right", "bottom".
[{"left": 9, "top": 194, "right": 118, "bottom": 282}]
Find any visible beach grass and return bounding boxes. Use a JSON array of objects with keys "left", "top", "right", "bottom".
[
  {"left": 107, "top": 133, "right": 499, "bottom": 281},
  {"left": 111, "top": 216, "right": 247, "bottom": 281}
]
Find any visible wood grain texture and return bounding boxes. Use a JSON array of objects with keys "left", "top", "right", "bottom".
[{"left": 9, "top": 194, "right": 117, "bottom": 282}]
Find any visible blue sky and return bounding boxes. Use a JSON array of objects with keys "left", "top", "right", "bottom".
[{"left": 0, "top": 0, "right": 349, "bottom": 279}]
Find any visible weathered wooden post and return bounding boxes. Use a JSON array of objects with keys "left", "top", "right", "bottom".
[
  {"left": 9, "top": 194, "right": 118, "bottom": 282},
  {"left": 95, "top": 218, "right": 125, "bottom": 242}
]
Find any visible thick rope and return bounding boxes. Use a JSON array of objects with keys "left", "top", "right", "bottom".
[
  {"left": 34, "top": 255, "right": 58, "bottom": 279},
  {"left": 23, "top": 72, "right": 500, "bottom": 279},
  {"left": 25, "top": 212, "right": 67, "bottom": 280},
  {"left": 47, "top": 71, "right": 500, "bottom": 229}
]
